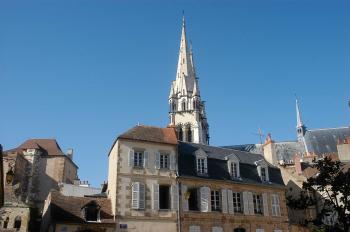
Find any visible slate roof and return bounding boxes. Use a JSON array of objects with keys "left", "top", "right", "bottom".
[
  {"left": 178, "top": 142, "right": 285, "bottom": 187},
  {"left": 5, "top": 139, "right": 65, "bottom": 156},
  {"left": 118, "top": 125, "right": 178, "bottom": 145},
  {"left": 304, "top": 127, "right": 350, "bottom": 156},
  {"left": 48, "top": 191, "right": 114, "bottom": 224}
]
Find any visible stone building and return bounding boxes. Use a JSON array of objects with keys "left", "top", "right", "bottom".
[
  {"left": 1, "top": 139, "right": 78, "bottom": 231},
  {"left": 107, "top": 125, "right": 179, "bottom": 232}
]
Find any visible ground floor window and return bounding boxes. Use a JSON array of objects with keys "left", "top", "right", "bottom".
[
  {"left": 159, "top": 185, "right": 170, "bottom": 210},
  {"left": 188, "top": 188, "right": 199, "bottom": 211}
]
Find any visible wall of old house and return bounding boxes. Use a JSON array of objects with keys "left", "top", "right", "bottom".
[
  {"left": 107, "top": 140, "right": 119, "bottom": 216},
  {"left": 109, "top": 139, "right": 178, "bottom": 232},
  {"left": 54, "top": 223, "right": 115, "bottom": 232},
  {"left": 179, "top": 178, "right": 289, "bottom": 232},
  {"left": 0, "top": 206, "right": 30, "bottom": 232}
]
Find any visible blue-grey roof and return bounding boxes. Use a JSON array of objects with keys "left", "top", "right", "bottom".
[
  {"left": 178, "top": 142, "right": 285, "bottom": 187},
  {"left": 304, "top": 127, "right": 350, "bottom": 156}
]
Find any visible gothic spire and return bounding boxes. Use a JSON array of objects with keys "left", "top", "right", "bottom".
[{"left": 296, "top": 98, "right": 304, "bottom": 128}]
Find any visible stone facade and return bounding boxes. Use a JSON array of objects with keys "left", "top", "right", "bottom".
[{"left": 107, "top": 126, "right": 179, "bottom": 232}]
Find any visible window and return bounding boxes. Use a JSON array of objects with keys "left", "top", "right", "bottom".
[
  {"left": 232, "top": 192, "right": 242, "bottom": 213},
  {"left": 211, "top": 190, "right": 221, "bottom": 211},
  {"left": 132, "top": 182, "right": 145, "bottom": 209},
  {"left": 182, "top": 101, "right": 186, "bottom": 111},
  {"left": 230, "top": 162, "right": 238, "bottom": 178},
  {"left": 212, "top": 227, "right": 223, "bottom": 232},
  {"left": 261, "top": 168, "right": 267, "bottom": 182},
  {"left": 187, "top": 126, "right": 192, "bottom": 142},
  {"left": 196, "top": 158, "right": 207, "bottom": 175},
  {"left": 84, "top": 202, "right": 100, "bottom": 222},
  {"left": 188, "top": 188, "right": 199, "bottom": 211},
  {"left": 271, "top": 194, "right": 281, "bottom": 216},
  {"left": 253, "top": 194, "right": 263, "bottom": 215},
  {"left": 189, "top": 225, "right": 201, "bottom": 232},
  {"left": 159, "top": 185, "right": 170, "bottom": 210},
  {"left": 178, "top": 127, "right": 183, "bottom": 141},
  {"left": 234, "top": 228, "right": 246, "bottom": 232},
  {"left": 3, "top": 217, "right": 9, "bottom": 228},
  {"left": 133, "top": 151, "right": 143, "bottom": 168},
  {"left": 256, "top": 229, "right": 265, "bottom": 232},
  {"left": 14, "top": 216, "right": 21, "bottom": 230},
  {"left": 160, "top": 154, "right": 169, "bottom": 169}
]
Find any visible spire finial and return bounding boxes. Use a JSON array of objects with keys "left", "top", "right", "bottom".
[
  {"left": 182, "top": 11, "right": 185, "bottom": 27},
  {"left": 295, "top": 95, "right": 304, "bottom": 128}
]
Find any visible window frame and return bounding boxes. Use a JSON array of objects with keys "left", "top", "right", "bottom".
[
  {"left": 160, "top": 153, "right": 169, "bottom": 169},
  {"left": 271, "top": 194, "right": 281, "bottom": 216},
  {"left": 232, "top": 192, "right": 242, "bottom": 213},
  {"left": 210, "top": 190, "right": 221, "bottom": 212},
  {"left": 253, "top": 193, "right": 263, "bottom": 215},
  {"left": 133, "top": 151, "right": 144, "bottom": 168}
]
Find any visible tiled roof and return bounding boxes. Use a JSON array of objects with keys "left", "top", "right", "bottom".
[
  {"left": 178, "top": 142, "right": 285, "bottom": 187},
  {"left": 118, "top": 125, "right": 178, "bottom": 145},
  {"left": 304, "top": 127, "right": 350, "bottom": 156},
  {"left": 5, "top": 139, "right": 65, "bottom": 156},
  {"left": 49, "top": 191, "right": 114, "bottom": 224}
]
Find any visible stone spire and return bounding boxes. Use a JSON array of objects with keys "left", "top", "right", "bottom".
[
  {"left": 296, "top": 98, "right": 306, "bottom": 141},
  {"left": 168, "top": 16, "right": 209, "bottom": 145}
]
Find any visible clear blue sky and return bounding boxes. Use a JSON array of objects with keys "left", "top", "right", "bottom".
[{"left": 1, "top": 0, "right": 349, "bottom": 187}]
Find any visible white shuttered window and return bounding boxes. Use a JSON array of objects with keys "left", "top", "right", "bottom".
[
  {"left": 132, "top": 182, "right": 145, "bottom": 209},
  {"left": 271, "top": 194, "right": 281, "bottom": 216}
]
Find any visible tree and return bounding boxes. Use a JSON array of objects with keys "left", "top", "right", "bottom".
[{"left": 302, "top": 157, "right": 350, "bottom": 232}]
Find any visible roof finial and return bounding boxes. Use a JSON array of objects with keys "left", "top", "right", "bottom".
[{"left": 182, "top": 10, "right": 185, "bottom": 27}]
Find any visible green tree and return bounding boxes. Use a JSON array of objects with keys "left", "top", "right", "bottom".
[{"left": 302, "top": 157, "right": 350, "bottom": 232}]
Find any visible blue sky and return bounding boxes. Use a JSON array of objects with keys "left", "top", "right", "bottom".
[{"left": 1, "top": 0, "right": 349, "bottom": 187}]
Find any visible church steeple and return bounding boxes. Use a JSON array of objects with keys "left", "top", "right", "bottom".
[
  {"left": 296, "top": 98, "right": 306, "bottom": 141},
  {"left": 169, "top": 16, "right": 209, "bottom": 145}
]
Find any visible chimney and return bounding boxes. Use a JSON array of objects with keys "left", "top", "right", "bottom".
[
  {"left": 337, "top": 137, "right": 350, "bottom": 162},
  {"left": 66, "top": 149, "right": 73, "bottom": 160},
  {"left": 294, "top": 154, "right": 303, "bottom": 175},
  {"left": 263, "top": 133, "right": 277, "bottom": 165}
]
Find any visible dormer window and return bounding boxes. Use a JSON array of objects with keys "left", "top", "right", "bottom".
[
  {"left": 83, "top": 201, "right": 101, "bottom": 222},
  {"left": 255, "top": 160, "right": 269, "bottom": 183},
  {"left": 226, "top": 154, "right": 240, "bottom": 180},
  {"left": 194, "top": 149, "right": 208, "bottom": 175}
]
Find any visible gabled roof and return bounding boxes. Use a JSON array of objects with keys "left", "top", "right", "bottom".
[
  {"left": 48, "top": 191, "right": 114, "bottom": 224},
  {"left": 118, "top": 125, "right": 178, "bottom": 145},
  {"left": 178, "top": 142, "right": 285, "bottom": 187},
  {"left": 5, "top": 139, "right": 65, "bottom": 156}
]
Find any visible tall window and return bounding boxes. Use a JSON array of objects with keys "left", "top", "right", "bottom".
[
  {"left": 253, "top": 194, "right": 263, "bottom": 215},
  {"left": 211, "top": 190, "right": 221, "bottom": 211},
  {"left": 14, "top": 216, "right": 22, "bottom": 229},
  {"left": 261, "top": 168, "right": 267, "bottom": 182},
  {"left": 3, "top": 217, "right": 9, "bottom": 228},
  {"left": 160, "top": 154, "right": 169, "bottom": 169},
  {"left": 193, "top": 99, "right": 197, "bottom": 110},
  {"left": 159, "top": 185, "right": 170, "bottom": 210},
  {"left": 84, "top": 202, "right": 100, "bottom": 222},
  {"left": 133, "top": 151, "right": 143, "bottom": 168},
  {"left": 132, "top": 182, "right": 145, "bottom": 209},
  {"left": 271, "top": 194, "right": 281, "bottom": 216},
  {"left": 188, "top": 188, "right": 199, "bottom": 211},
  {"left": 232, "top": 192, "right": 242, "bottom": 213},
  {"left": 187, "top": 126, "right": 192, "bottom": 142},
  {"left": 230, "top": 162, "right": 238, "bottom": 178},
  {"left": 178, "top": 127, "right": 183, "bottom": 141},
  {"left": 182, "top": 101, "right": 186, "bottom": 111},
  {"left": 196, "top": 158, "right": 207, "bottom": 175}
]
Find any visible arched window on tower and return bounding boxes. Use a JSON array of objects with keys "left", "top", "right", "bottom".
[
  {"left": 187, "top": 126, "right": 192, "bottom": 142},
  {"left": 178, "top": 127, "right": 183, "bottom": 141},
  {"left": 172, "top": 102, "right": 177, "bottom": 112},
  {"left": 14, "top": 216, "right": 21, "bottom": 230},
  {"left": 193, "top": 99, "right": 196, "bottom": 110},
  {"left": 182, "top": 101, "right": 186, "bottom": 111}
]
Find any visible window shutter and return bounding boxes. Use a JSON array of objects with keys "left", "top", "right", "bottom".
[
  {"left": 139, "top": 183, "right": 145, "bottom": 209},
  {"left": 257, "top": 166, "right": 262, "bottom": 178},
  {"left": 265, "top": 167, "right": 270, "bottom": 182},
  {"left": 243, "top": 191, "right": 249, "bottom": 215},
  {"left": 276, "top": 194, "right": 281, "bottom": 216},
  {"left": 237, "top": 162, "right": 241, "bottom": 178},
  {"left": 171, "top": 184, "right": 179, "bottom": 210},
  {"left": 129, "top": 149, "right": 134, "bottom": 167},
  {"left": 221, "top": 189, "right": 228, "bottom": 213},
  {"left": 144, "top": 151, "right": 149, "bottom": 168},
  {"left": 131, "top": 182, "right": 140, "bottom": 209},
  {"left": 227, "top": 189, "right": 234, "bottom": 214},
  {"left": 155, "top": 152, "right": 160, "bottom": 169},
  {"left": 152, "top": 183, "right": 159, "bottom": 210},
  {"left": 181, "top": 184, "right": 189, "bottom": 211},
  {"left": 262, "top": 193, "right": 269, "bottom": 216},
  {"left": 200, "top": 187, "right": 211, "bottom": 212},
  {"left": 248, "top": 192, "right": 254, "bottom": 215},
  {"left": 204, "top": 158, "right": 208, "bottom": 174},
  {"left": 170, "top": 154, "right": 176, "bottom": 170}
]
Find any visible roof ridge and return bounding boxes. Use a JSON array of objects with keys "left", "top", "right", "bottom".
[{"left": 308, "top": 126, "right": 349, "bottom": 132}]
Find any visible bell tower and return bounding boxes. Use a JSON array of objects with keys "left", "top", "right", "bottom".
[{"left": 169, "top": 16, "right": 209, "bottom": 145}]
